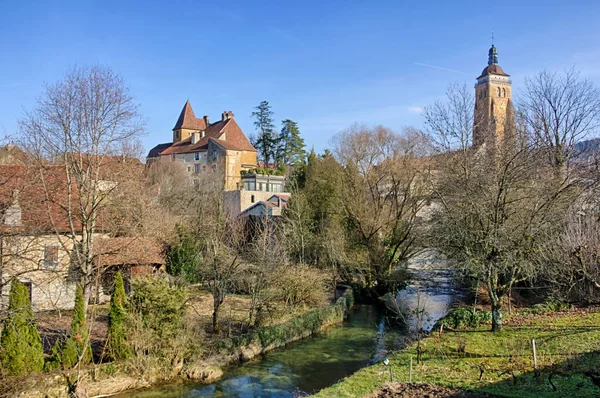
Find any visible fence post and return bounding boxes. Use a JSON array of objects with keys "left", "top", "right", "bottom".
[{"left": 532, "top": 339, "right": 538, "bottom": 370}]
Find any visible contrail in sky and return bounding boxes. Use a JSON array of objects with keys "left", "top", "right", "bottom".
[{"left": 413, "top": 62, "right": 468, "bottom": 75}]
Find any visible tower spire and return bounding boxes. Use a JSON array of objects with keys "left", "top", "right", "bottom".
[{"left": 488, "top": 42, "right": 498, "bottom": 65}]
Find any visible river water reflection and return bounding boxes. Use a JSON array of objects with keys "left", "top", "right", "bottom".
[{"left": 120, "top": 256, "right": 462, "bottom": 397}]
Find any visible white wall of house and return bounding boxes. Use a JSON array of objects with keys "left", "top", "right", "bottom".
[
  {"left": 1, "top": 234, "right": 78, "bottom": 311},
  {"left": 223, "top": 190, "right": 291, "bottom": 218}
]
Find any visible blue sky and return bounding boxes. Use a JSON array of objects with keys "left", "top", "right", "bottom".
[{"left": 1, "top": 0, "right": 599, "bottom": 155}]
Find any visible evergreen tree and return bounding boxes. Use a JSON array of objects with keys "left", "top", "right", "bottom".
[
  {"left": 166, "top": 226, "right": 202, "bottom": 283},
  {"left": 106, "top": 272, "right": 130, "bottom": 360},
  {"left": 251, "top": 100, "right": 276, "bottom": 167},
  {"left": 279, "top": 119, "right": 306, "bottom": 166},
  {"left": 62, "top": 285, "right": 92, "bottom": 368},
  {"left": 0, "top": 280, "right": 44, "bottom": 376}
]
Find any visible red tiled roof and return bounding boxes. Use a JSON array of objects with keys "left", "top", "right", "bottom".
[
  {"left": 173, "top": 101, "right": 206, "bottom": 131},
  {"left": 0, "top": 165, "right": 78, "bottom": 233},
  {"left": 0, "top": 156, "right": 143, "bottom": 234},
  {"left": 159, "top": 118, "right": 256, "bottom": 155},
  {"left": 94, "top": 237, "right": 165, "bottom": 266},
  {"left": 478, "top": 64, "right": 509, "bottom": 78}
]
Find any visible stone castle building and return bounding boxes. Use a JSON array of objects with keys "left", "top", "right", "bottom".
[
  {"left": 474, "top": 44, "right": 514, "bottom": 147},
  {"left": 147, "top": 101, "right": 258, "bottom": 190},
  {"left": 147, "top": 101, "right": 290, "bottom": 217}
]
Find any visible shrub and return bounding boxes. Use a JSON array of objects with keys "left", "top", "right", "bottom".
[
  {"left": 521, "top": 297, "right": 571, "bottom": 315},
  {"left": 61, "top": 285, "right": 92, "bottom": 368},
  {"left": 125, "top": 277, "right": 192, "bottom": 374},
  {"left": 439, "top": 308, "right": 492, "bottom": 329},
  {"left": 271, "top": 265, "right": 328, "bottom": 308},
  {"left": 106, "top": 272, "right": 131, "bottom": 360},
  {"left": 0, "top": 280, "right": 44, "bottom": 376},
  {"left": 166, "top": 227, "right": 202, "bottom": 283},
  {"left": 128, "top": 276, "right": 187, "bottom": 340}
]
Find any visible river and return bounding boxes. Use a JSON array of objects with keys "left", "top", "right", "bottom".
[{"left": 120, "top": 254, "right": 463, "bottom": 397}]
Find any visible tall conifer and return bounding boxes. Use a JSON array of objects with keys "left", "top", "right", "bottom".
[
  {"left": 0, "top": 280, "right": 44, "bottom": 375},
  {"left": 61, "top": 285, "right": 92, "bottom": 368},
  {"left": 106, "top": 271, "right": 130, "bottom": 359}
]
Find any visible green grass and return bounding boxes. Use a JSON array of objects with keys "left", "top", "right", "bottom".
[{"left": 313, "top": 309, "right": 600, "bottom": 397}]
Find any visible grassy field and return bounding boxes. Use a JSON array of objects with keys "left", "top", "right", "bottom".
[{"left": 313, "top": 309, "right": 600, "bottom": 397}]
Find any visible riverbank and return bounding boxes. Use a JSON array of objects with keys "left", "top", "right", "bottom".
[
  {"left": 9, "top": 288, "right": 354, "bottom": 398},
  {"left": 313, "top": 308, "right": 600, "bottom": 397}
]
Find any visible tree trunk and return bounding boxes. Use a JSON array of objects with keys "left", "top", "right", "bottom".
[
  {"left": 491, "top": 300, "right": 503, "bottom": 332},
  {"left": 212, "top": 293, "right": 223, "bottom": 334}
]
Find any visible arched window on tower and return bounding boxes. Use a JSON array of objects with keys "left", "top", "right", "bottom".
[
  {"left": 501, "top": 88, "right": 506, "bottom": 97},
  {"left": 496, "top": 87, "right": 501, "bottom": 97}
]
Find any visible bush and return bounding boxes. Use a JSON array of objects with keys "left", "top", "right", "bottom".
[
  {"left": 61, "top": 285, "right": 92, "bottom": 368},
  {"left": 271, "top": 265, "right": 329, "bottom": 308},
  {"left": 439, "top": 308, "right": 492, "bottom": 329},
  {"left": 106, "top": 271, "right": 130, "bottom": 360},
  {"left": 521, "top": 297, "right": 571, "bottom": 315},
  {"left": 125, "top": 277, "right": 193, "bottom": 375},
  {"left": 128, "top": 276, "right": 187, "bottom": 340},
  {"left": 0, "top": 280, "right": 44, "bottom": 376},
  {"left": 166, "top": 227, "right": 202, "bottom": 283}
]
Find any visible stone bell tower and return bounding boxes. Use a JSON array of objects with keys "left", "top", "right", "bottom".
[{"left": 473, "top": 44, "right": 514, "bottom": 147}]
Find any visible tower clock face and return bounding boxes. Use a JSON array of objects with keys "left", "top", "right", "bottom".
[{"left": 499, "top": 102, "right": 506, "bottom": 110}]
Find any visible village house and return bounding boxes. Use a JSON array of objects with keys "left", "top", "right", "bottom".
[{"left": 0, "top": 161, "right": 165, "bottom": 311}]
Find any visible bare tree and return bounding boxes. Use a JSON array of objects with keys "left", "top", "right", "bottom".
[
  {"left": 426, "top": 85, "right": 580, "bottom": 332},
  {"left": 521, "top": 68, "right": 600, "bottom": 171},
  {"left": 18, "top": 65, "right": 145, "bottom": 313},
  {"left": 543, "top": 208, "right": 600, "bottom": 303},
  {"left": 332, "top": 125, "right": 430, "bottom": 285}
]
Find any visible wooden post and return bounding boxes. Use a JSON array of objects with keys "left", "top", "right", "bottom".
[
  {"left": 409, "top": 356, "right": 413, "bottom": 383},
  {"left": 532, "top": 339, "right": 538, "bottom": 369}
]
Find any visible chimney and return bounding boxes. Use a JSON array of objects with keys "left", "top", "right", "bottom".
[
  {"left": 201, "top": 130, "right": 205, "bottom": 138},
  {"left": 203, "top": 115, "right": 210, "bottom": 126},
  {"left": 3, "top": 190, "right": 21, "bottom": 226},
  {"left": 191, "top": 132, "right": 199, "bottom": 145},
  {"left": 221, "top": 111, "right": 235, "bottom": 121}
]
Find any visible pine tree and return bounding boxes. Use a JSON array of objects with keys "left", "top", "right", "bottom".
[
  {"left": 251, "top": 100, "right": 276, "bottom": 167},
  {"left": 62, "top": 285, "right": 92, "bottom": 368},
  {"left": 279, "top": 119, "right": 306, "bottom": 166},
  {"left": 0, "top": 280, "right": 44, "bottom": 376},
  {"left": 106, "top": 272, "right": 130, "bottom": 360}
]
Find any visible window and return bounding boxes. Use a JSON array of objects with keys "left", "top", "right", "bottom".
[
  {"left": 43, "top": 245, "right": 58, "bottom": 269},
  {"left": 194, "top": 152, "right": 200, "bottom": 161},
  {"left": 187, "top": 166, "right": 191, "bottom": 172},
  {"left": 258, "top": 182, "right": 263, "bottom": 191},
  {"left": 195, "top": 164, "right": 201, "bottom": 173},
  {"left": 496, "top": 87, "right": 501, "bottom": 97},
  {"left": 501, "top": 88, "right": 506, "bottom": 98},
  {"left": 251, "top": 195, "right": 255, "bottom": 203}
]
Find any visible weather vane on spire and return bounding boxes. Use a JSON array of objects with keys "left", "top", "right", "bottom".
[{"left": 492, "top": 31, "right": 494, "bottom": 46}]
